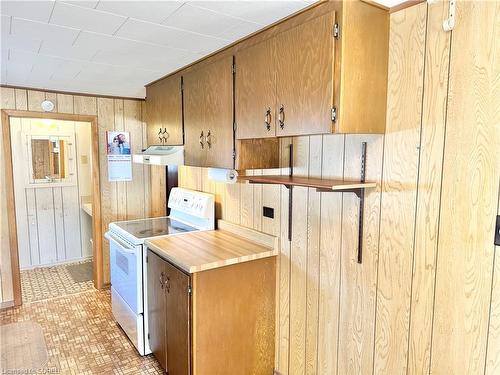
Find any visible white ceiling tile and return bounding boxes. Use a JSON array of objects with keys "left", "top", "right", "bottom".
[
  {"left": 1, "top": 34, "right": 42, "bottom": 53},
  {"left": 0, "top": 0, "right": 318, "bottom": 98},
  {"left": 92, "top": 48, "right": 187, "bottom": 71},
  {"left": 39, "top": 43, "right": 98, "bottom": 60},
  {"left": 11, "top": 17, "right": 80, "bottom": 45},
  {"left": 220, "top": 20, "right": 264, "bottom": 41},
  {"left": 0, "top": 1, "right": 55, "bottom": 23},
  {"left": 116, "top": 18, "right": 229, "bottom": 54},
  {"left": 50, "top": 2, "right": 127, "bottom": 35},
  {"left": 48, "top": 63, "right": 85, "bottom": 80},
  {"left": 191, "top": 1, "right": 310, "bottom": 25},
  {"left": 96, "top": 0, "right": 183, "bottom": 24},
  {"left": 1, "top": 14, "right": 11, "bottom": 34},
  {"left": 61, "top": 0, "right": 99, "bottom": 9},
  {"left": 163, "top": 3, "right": 258, "bottom": 38}
]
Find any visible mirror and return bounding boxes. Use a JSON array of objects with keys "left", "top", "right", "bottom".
[
  {"left": 27, "top": 134, "right": 75, "bottom": 186},
  {"left": 31, "top": 139, "right": 66, "bottom": 181}
]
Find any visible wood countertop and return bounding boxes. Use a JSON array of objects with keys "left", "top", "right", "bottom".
[{"left": 145, "top": 220, "right": 278, "bottom": 274}]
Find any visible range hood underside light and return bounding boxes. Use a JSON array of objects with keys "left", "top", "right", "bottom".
[{"left": 133, "top": 145, "right": 184, "bottom": 166}]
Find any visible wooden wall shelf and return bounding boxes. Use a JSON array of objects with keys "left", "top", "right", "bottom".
[
  {"left": 240, "top": 141, "right": 372, "bottom": 264},
  {"left": 238, "top": 175, "right": 376, "bottom": 196}
]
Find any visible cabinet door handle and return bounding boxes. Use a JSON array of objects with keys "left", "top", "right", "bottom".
[
  {"left": 199, "top": 130, "right": 204, "bottom": 149},
  {"left": 159, "top": 271, "right": 164, "bottom": 289},
  {"left": 165, "top": 276, "right": 171, "bottom": 293},
  {"left": 206, "top": 130, "right": 212, "bottom": 149},
  {"left": 278, "top": 105, "right": 285, "bottom": 129},
  {"left": 265, "top": 108, "right": 272, "bottom": 131}
]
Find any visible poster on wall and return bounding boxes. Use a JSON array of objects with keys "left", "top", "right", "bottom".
[{"left": 106, "top": 131, "right": 132, "bottom": 181}]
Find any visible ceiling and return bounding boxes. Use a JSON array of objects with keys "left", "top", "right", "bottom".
[{"left": 0, "top": 0, "right": 403, "bottom": 99}]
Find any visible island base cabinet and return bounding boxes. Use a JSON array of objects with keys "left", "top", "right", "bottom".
[
  {"left": 147, "top": 250, "right": 190, "bottom": 375},
  {"left": 192, "top": 257, "right": 276, "bottom": 375},
  {"left": 148, "top": 249, "right": 276, "bottom": 375}
]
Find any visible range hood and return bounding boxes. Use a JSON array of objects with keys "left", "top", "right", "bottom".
[{"left": 133, "top": 145, "right": 184, "bottom": 166}]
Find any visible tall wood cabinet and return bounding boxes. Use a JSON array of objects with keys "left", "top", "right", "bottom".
[
  {"left": 145, "top": 74, "right": 183, "bottom": 145},
  {"left": 183, "top": 56, "right": 234, "bottom": 169}
]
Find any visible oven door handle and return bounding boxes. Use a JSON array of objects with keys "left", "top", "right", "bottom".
[{"left": 105, "top": 232, "right": 137, "bottom": 254}]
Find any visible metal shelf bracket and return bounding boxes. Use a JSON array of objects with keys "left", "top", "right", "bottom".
[{"left": 287, "top": 142, "right": 368, "bottom": 264}]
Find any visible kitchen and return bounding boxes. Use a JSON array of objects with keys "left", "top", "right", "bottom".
[{"left": 0, "top": 0, "right": 499, "bottom": 374}]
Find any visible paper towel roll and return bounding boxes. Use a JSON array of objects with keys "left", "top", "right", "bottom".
[{"left": 208, "top": 168, "right": 239, "bottom": 184}]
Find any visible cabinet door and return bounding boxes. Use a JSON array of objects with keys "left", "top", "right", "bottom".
[
  {"left": 235, "top": 38, "right": 276, "bottom": 139},
  {"left": 146, "top": 75, "right": 183, "bottom": 145},
  {"left": 147, "top": 250, "right": 167, "bottom": 371},
  {"left": 275, "top": 11, "right": 336, "bottom": 136},
  {"left": 203, "top": 56, "right": 234, "bottom": 168},
  {"left": 183, "top": 67, "right": 207, "bottom": 167},
  {"left": 164, "top": 261, "right": 191, "bottom": 375}
]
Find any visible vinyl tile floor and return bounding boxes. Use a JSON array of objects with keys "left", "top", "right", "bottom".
[
  {"left": 21, "top": 260, "right": 95, "bottom": 303},
  {"left": 0, "top": 289, "right": 163, "bottom": 374}
]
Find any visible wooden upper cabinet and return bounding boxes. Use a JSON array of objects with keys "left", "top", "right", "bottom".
[
  {"left": 275, "top": 11, "right": 335, "bottom": 137},
  {"left": 234, "top": 1, "right": 389, "bottom": 138},
  {"left": 183, "top": 67, "right": 207, "bottom": 167},
  {"left": 145, "top": 74, "right": 183, "bottom": 145},
  {"left": 235, "top": 38, "right": 276, "bottom": 139},
  {"left": 184, "top": 56, "right": 234, "bottom": 169}
]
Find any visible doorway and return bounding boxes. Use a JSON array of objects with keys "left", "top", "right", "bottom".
[{"left": 2, "top": 110, "right": 103, "bottom": 306}]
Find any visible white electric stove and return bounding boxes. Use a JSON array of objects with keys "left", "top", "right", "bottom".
[{"left": 105, "top": 187, "right": 215, "bottom": 355}]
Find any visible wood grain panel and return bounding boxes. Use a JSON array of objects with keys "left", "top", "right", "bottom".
[
  {"left": 14, "top": 89, "right": 27, "bottom": 111},
  {"left": 53, "top": 188, "right": 66, "bottom": 262},
  {"left": 35, "top": 188, "right": 57, "bottom": 265},
  {"left": 407, "top": 2, "right": 450, "bottom": 373},
  {"left": 0, "top": 89, "right": 16, "bottom": 301},
  {"left": 305, "top": 135, "right": 322, "bottom": 375},
  {"left": 338, "top": 134, "right": 383, "bottom": 375},
  {"left": 145, "top": 74, "right": 183, "bottom": 145},
  {"left": 27, "top": 90, "right": 45, "bottom": 112},
  {"left": 124, "top": 100, "right": 145, "bottom": 219},
  {"left": 430, "top": 1, "right": 500, "bottom": 373},
  {"left": 9, "top": 118, "right": 30, "bottom": 270},
  {"left": 235, "top": 38, "right": 276, "bottom": 139},
  {"left": 113, "top": 99, "right": 127, "bottom": 222},
  {"left": 56, "top": 94, "right": 74, "bottom": 114},
  {"left": 317, "top": 134, "right": 344, "bottom": 375},
  {"left": 62, "top": 186, "right": 82, "bottom": 261},
  {"left": 486, "top": 188, "right": 500, "bottom": 374},
  {"left": 97, "top": 98, "right": 116, "bottom": 284},
  {"left": 1, "top": 87, "right": 16, "bottom": 109},
  {"left": 277, "top": 138, "right": 291, "bottom": 375},
  {"left": 252, "top": 169, "right": 262, "bottom": 232},
  {"left": 224, "top": 182, "right": 241, "bottom": 225},
  {"left": 25, "top": 188, "right": 40, "bottom": 266},
  {"left": 192, "top": 257, "right": 276, "bottom": 375},
  {"left": 275, "top": 12, "right": 335, "bottom": 137},
  {"left": 373, "top": 4, "right": 426, "bottom": 374},
  {"left": 74, "top": 96, "right": 97, "bottom": 116}
]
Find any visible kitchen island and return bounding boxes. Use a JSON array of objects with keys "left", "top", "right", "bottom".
[{"left": 145, "top": 220, "right": 278, "bottom": 375}]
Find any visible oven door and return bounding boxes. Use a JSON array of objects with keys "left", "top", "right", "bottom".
[{"left": 105, "top": 232, "right": 143, "bottom": 315}]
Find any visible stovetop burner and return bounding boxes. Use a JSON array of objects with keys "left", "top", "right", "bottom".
[{"left": 114, "top": 217, "right": 198, "bottom": 240}]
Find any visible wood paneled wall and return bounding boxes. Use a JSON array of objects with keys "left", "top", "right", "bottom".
[
  {"left": 0, "top": 88, "right": 149, "bottom": 302},
  {"left": 175, "top": 1, "right": 500, "bottom": 373}
]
